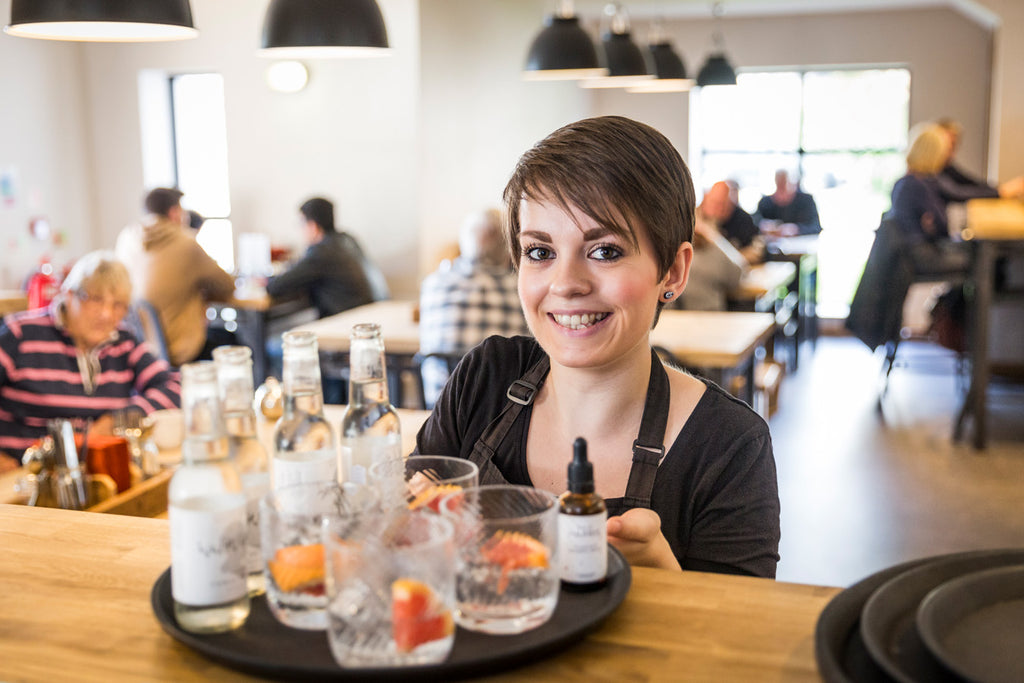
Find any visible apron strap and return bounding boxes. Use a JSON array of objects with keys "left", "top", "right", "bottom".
[
  {"left": 468, "top": 355, "right": 550, "bottom": 485},
  {"left": 620, "top": 349, "right": 671, "bottom": 509}
]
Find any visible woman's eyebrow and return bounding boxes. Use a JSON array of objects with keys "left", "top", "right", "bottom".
[{"left": 520, "top": 230, "right": 552, "bottom": 242}]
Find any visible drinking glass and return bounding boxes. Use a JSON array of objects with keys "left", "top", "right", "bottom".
[
  {"left": 259, "top": 481, "right": 379, "bottom": 629},
  {"left": 440, "top": 485, "right": 559, "bottom": 635},
  {"left": 325, "top": 509, "right": 456, "bottom": 668},
  {"left": 369, "top": 455, "right": 479, "bottom": 512}
]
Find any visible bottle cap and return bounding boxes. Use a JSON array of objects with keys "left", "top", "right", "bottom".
[{"left": 567, "top": 437, "right": 595, "bottom": 494}]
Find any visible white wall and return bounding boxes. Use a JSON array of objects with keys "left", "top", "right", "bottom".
[
  {"left": 0, "top": 0, "right": 94, "bottom": 288},
  {"left": 79, "top": 0, "right": 422, "bottom": 297}
]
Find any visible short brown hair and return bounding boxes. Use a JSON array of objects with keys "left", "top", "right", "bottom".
[
  {"left": 144, "top": 187, "right": 183, "bottom": 217},
  {"left": 503, "top": 116, "right": 695, "bottom": 279}
]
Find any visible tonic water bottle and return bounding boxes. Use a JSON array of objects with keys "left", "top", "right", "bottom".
[
  {"left": 272, "top": 330, "right": 337, "bottom": 487},
  {"left": 340, "top": 323, "right": 402, "bottom": 485},
  {"left": 169, "top": 361, "right": 250, "bottom": 633},
  {"left": 213, "top": 345, "right": 270, "bottom": 597}
]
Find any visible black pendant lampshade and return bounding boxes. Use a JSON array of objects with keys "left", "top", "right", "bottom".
[
  {"left": 697, "top": 53, "right": 737, "bottom": 87},
  {"left": 628, "top": 40, "right": 693, "bottom": 93},
  {"left": 579, "top": 4, "right": 651, "bottom": 89},
  {"left": 261, "top": 0, "right": 390, "bottom": 58},
  {"left": 524, "top": 12, "right": 607, "bottom": 80},
  {"left": 5, "top": 0, "right": 197, "bottom": 41}
]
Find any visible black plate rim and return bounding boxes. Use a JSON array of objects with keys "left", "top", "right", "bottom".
[
  {"left": 916, "top": 563, "right": 1024, "bottom": 683},
  {"left": 151, "top": 545, "right": 631, "bottom": 681},
  {"left": 859, "top": 548, "right": 1024, "bottom": 683},
  {"left": 814, "top": 555, "right": 933, "bottom": 683}
]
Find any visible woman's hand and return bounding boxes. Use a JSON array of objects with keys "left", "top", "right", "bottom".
[
  {"left": 607, "top": 508, "right": 681, "bottom": 571},
  {"left": 88, "top": 414, "right": 115, "bottom": 438}
]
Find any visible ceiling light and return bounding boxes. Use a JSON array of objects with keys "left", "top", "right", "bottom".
[
  {"left": 628, "top": 19, "right": 693, "bottom": 94},
  {"left": 580, "top": 3, "right": 652, "bottom": 89},
  {"left": 696, "top": 1, "right": 737, "bottom": 87},
  {"left": 261, "top": 0, "right": 390, "bottom": 58},
  {"left": 266, "top": 61, "right": 309, "bottom": 92},
  {"left": 523, "top": 0, "right": 607, "bottom": 81},
  {"left": 5, "top": 0, "right": 197, "bottom": 42}
]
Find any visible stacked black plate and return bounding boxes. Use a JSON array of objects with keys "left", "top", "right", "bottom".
[{"left": 816, "top": 548, "right": 1024, "bottom": 683}]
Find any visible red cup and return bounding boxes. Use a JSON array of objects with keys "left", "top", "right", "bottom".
[{"left": 87, "top": 436, "right": 132, "bottom": 493}]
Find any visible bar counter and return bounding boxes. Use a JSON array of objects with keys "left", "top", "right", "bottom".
[{"left": 0, "top": 503, "right": 840, "bottom": 681}]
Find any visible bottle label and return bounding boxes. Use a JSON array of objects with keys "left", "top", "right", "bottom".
[
  {"left": 558, "top": 511, "right": 608, "bottom": 584},
  {"left": 340, "top": 434, "right": 401, "bottom": 485},
  {"left": 170, "top": 494, "right": 248, "bottom": 605},
  {"left": 272, "top": 448, "right": 337, "bottom": 489},
  {"left": 241, "top": 472, "right": 270, "bottom": 572}
]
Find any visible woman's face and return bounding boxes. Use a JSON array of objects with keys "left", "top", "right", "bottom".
[
  {"left": 65, "top": 286, "right": 130, "bottom": 350},
  {"left": 517, "top": 195, "right": 688, "bottom": 371}
]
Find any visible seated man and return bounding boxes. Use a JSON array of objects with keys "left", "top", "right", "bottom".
[
  {"left": 266, "top": 197, "right": 384, "bottom": 318},
  {"left": 119, "top": 188, "right": 236, "bottom": 367},
  {"left": 755, "top": 170, "right": 822, "bottom": 236},
  {"left": 674, "top": 198, "right": 749, "bottom": 312},
  {"left": 700, "top": 180, "right": 764, "bottom": 264},
  {"left": 418, "top": 208, "right": 530, "bottom": 406},
  {"left": 0, "top": 251, "right": 180, "bottom": 470}
]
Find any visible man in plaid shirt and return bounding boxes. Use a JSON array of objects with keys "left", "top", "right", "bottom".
[{"left": 419, "top": 209, "right": 530, "bottom": 406}]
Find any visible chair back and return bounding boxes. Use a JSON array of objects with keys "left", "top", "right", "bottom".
[
  {"left": 124, "top": 300, "right": 170, "bottom": 364},
  {"left": 413, "top": 351, "right": 466, "bottom": 409}
]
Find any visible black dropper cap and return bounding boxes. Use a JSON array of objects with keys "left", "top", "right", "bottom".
[{"left": 567, "top": 437, "right": 595, "bottom": 494}]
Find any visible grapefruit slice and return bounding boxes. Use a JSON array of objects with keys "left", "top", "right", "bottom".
[
  {"left": 480, "top": 530, "right": 549, "bottom": 594},
  {"left": 267, "top": 543, "right": 325, "bottom": 594},
  {"left": 391, "top": 578, "right": 453, "bottom": 652},
  {"left": 407, "top": 483, "right": 462, "bottom": 512}
]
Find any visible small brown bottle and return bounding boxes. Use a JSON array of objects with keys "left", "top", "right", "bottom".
[{"left": 558, "top": 437, "right": 607, "bottom": 591}]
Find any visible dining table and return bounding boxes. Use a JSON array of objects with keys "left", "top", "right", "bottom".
[
  {"left": 954, "top": 198, "right": 1024, "bottom": 448},
  {"left": 0, "top": 501, "right": 840, "bottom": 681},
  {"left": 0, "top": 288, "right": 29, "bottom": 317},
  {"left": 292, "top": 300, "right": 776, "bottom": 407}
]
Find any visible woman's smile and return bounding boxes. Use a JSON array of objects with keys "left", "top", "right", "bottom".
[{"left": 549, "top": 311, "right": 610, "bottom": 330}]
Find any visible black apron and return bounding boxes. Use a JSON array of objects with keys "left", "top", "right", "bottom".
[{"left": 466, "top": 348, "right": 670, "bottom": 513}]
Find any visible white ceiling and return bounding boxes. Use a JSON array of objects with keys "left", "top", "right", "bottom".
[{"left": 578, "top": 0, "right": 999, "bottom": 28}]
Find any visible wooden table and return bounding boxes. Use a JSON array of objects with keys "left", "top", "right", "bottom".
[
  {"left": 652, "top": 310, "right": 776, "bottom": 404},
  {"left": 292, "top": 299, "right": 421, "bottom": 355},
  {"left": 0, "top": 289, "right": 29, "bottom": 317},
  {"left": 0, "top": 502, "right": 840, "bottom": 681},
  {"left": 731, "top": 261, "right": 797, "bottom": 301},
  {"left": 954, "top": 198, "right": 1024, "bottom": 448}
]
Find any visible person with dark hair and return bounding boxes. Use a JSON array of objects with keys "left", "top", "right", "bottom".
[
  {"left": 754, "top": 170, "right": 821, "bottom": 236},
  {"left": 117, "top": 188, "right": 235, "bottom": 366},
  {"left": 265, "top": 196, "right": 384, "bottom": 318},
  {"left": 415, "top": 116, "right": 781, "bottom": 577}
]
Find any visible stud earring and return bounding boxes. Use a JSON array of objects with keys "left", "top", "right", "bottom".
[{"left": 663, "top": 292, "right": 674, "bottom": 300}]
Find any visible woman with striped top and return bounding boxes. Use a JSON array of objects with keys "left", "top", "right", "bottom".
[{"left": 0, "top": 251, "right": 181, "bottom": 471}]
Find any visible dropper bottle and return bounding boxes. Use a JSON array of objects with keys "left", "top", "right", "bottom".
[{"left": 558, "top": 437, "right": 608, "bottom": 591}]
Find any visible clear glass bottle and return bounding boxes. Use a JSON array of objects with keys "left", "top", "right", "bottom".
[
  {"left": 169, "top": 361, "right": 250, "bottom": 633},
  {"left": 340, "top": 323, "right": 402, "bottom": 485},
  {"left": 213, "top": 345, "right": 270, "bottom": 597},
  {"left": 558, "top": 437, "right": 608, "bottom": 591},
  {"left": 272, "top": 330, "right": 337, "bottom": 488}
]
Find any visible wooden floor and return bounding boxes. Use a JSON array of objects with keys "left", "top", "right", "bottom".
[{"left": 769, "top": 335, "right": 1024, "bottom": 588}]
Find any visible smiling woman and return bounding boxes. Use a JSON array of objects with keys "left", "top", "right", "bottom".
[
  {"left": 0, "top": 251, "right": 180, "bottom": 469},
  {"left": 416, "top": 116, "right": 781, "bottom": 578}
]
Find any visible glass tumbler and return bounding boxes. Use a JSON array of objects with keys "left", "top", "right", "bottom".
[
  {"left": 369, "top": 455, "right": 479, "bottom": 512},
  {"left": 325, "top": 509, "right": 456, "bottom": 668},
  {"left": 259, "top": 481, "right": 379, "bottom": 630},
  {"left": 441, "top": 485, "right": 559, "bottom": 635}
]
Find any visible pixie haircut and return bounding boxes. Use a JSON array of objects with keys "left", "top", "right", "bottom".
[
  {"left": 300, "top": 197, "right": 336, "bottom": 233},
  {"left": 503, "top": 116, "right": 695, "bottom": 279},
  {"left": 61, "top": 250, "right": 131, "bottom": 299},
  {"left": 144, "top": 188, "right": 184, "bottom": 218}
]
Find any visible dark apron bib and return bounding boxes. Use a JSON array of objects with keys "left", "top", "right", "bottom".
[{"left": 467, "top": 348, "right": 670, "bottom": 513}]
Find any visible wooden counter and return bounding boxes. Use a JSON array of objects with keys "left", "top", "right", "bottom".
[
  {"left": 0, "top": 289, "right": 29, "bottom": 317},
  {"left": 0, "top": 503, "right": 840, "bottom": 681}
]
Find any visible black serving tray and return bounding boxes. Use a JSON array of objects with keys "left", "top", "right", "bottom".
[{"left": 152, "top": 547, "right": 630, "bottom": 681}]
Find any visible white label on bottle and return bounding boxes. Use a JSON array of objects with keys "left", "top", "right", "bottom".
[
  {"left": 170, "top": 494, "right": 248, "bottom": 606},
  {"left": 272, "top": 448, "right": 337, "bottom": 489},
  {"left": 558, "top": 511, "right": 608, "bottom": 584},
  {"left": 241, "top": 472, "right": 270, "bottom": 572},
  {"left": 340, "top": 434, "right": 401, "bottom": 485}
]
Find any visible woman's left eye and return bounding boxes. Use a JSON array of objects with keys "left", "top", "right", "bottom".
[{"left": 590, "top": 244, "right": 623, "bottom": 261}]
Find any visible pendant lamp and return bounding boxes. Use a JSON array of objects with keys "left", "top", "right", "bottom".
[
  {"left": 5, "top": 0, "right": 197, "bottom": 42},
  {"left": 580, "top": 3, "right": 652, "bottom": 89},
  {"left": 696, "top": 1, "right": 737, "bottom": 87},
  {"left": 261, "top": 0, "right": 390, "bottom": 58},
  {"left": 523, "top": 0, "right": 607, "bottom": 81},
  {"left": 627, "top": 19, "right": 693, "bottom": 94}
]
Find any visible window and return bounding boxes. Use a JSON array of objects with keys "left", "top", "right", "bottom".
[
  {"left": 139, "top": 71, "right": 234, "bottom": 272},
  {"left": 691, "top": 68, "right": 910, "bottom": 318}
]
